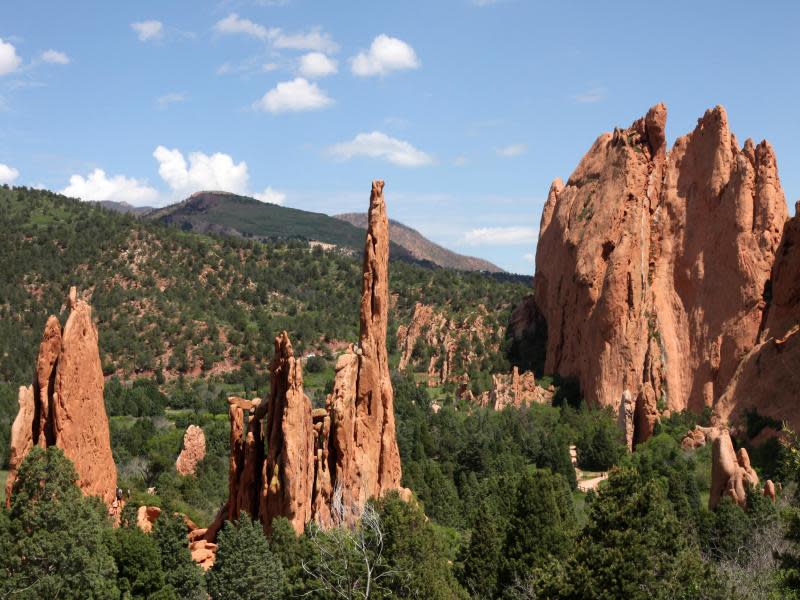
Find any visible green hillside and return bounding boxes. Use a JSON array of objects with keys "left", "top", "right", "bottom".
[
  {"left": 0, "top": 185, "right": 528, "bottom": 387},
  {"left": 145, "top": 191, "right": 416, "bottom": 261}
]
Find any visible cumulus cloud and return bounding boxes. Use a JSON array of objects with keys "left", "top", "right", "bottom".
[
  {"left": 273, "top": 27, "right": 338, "bottom": 53},
  {"left": 0, "top": 38, "right": 22, "bottom": 75},
  {"left": 214, "top": 13, "right": 272, "bottom": 40},
  {"left": 327, "top": 131, "right": 432, "bottom": 167},
  {"left": 154, "top": 146, "right": 250, "bottom": 196},
  {"left": 157, "top": 92, "right": 187, "bottom": 109},
  {"left": 298, "top": 52, "right": 337, "bottom": 78},
  {"left": 132, "top": 20, "right": 163, "bottom": 42},
  {"left": 351, "top": 35, "right": 419, "bottom": 77},
  {"left": 496, "top": 143, "right": 527, "bottom": 157},
  {"left": 0, "top": 163, "right": 19, "bottom": 184},
  {"left": 61, "top": 169, "right": 159, "bottom": 204},
  {"left": 254, "top": 186, "right": 286, "bottom": 205},
  {"left": 255, "top": 77, "right": 333, "bottom": 113},
  {"left": 40, "top": 49, "right": 70, "bottom": 65},
  {"left": 460, "top": 226, "right": 538, "bottom": 246}
]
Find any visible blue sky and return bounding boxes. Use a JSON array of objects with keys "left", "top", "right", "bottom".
[{"left": 2, "top": 1, "right": 799, "bottom": 274}]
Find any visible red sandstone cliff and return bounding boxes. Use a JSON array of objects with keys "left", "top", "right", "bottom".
[
  {"left": 530, "top": 104, "right": 790, "bottom": 440},
  {"left": 5, "top": 288, "right": 117, "bottom": 505}
]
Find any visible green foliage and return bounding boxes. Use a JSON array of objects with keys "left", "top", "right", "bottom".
[
  {"left": 0, "top": 187, "right": 527, "bottom": 386},
  {"left": 375, "top": 492, "right": 469, "bottom": 599},
  {"left": 207, "top": 513, "right": 287, "bottom": 600},
  {"left": 531, "top": 467, "right": 724, "bottom": 599},
  {"left": 152, "top": 512, "right": 206, "bottom": 599},
  {"left": 109, "top": 525, "right": 165, "bottom": 598},
  {"left": 0, "top": 447, "right": 120, "bottom": 599},
  {"left": 575, "top": 409, "right": 625, "bottom": 471}
]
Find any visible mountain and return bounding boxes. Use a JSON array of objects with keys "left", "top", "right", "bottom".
[
  {"left": 143, "top": 191, "right": 416, "bottom": 262},
  {"left": 335, "top": 212, "right": 504, "bottom": 273},
  {"left": 96, "top": 200, "right": 153, "bottom": 215}
]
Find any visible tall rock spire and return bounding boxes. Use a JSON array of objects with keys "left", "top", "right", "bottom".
[
  {"left": 5, "top": 287, "right": 117, "bottom": 505},
  {"left": 215, "top": 180, "right": 405, "bottom": 538}
]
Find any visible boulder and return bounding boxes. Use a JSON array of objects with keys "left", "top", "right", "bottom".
[
  {"left": 136, "top": 505, "right": 162, "bottom": 533},
  {"left": 176, "top": 425, "right": 206, "bottom": 476}
]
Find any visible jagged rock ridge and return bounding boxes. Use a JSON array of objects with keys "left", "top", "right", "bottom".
[
  {"left": 5, "top": 287, "right": 117, "bottom": 505},
  {"left": 529, "top": 103, "right": 791, "bottom": 439},
  {"left": 211, "top": 180, "right": 406, "bottom": 539}
]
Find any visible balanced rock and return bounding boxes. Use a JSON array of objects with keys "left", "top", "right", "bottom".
[
  {"left": 5, "top": 288, "right": 117, "bottom": 505},
  {"left": 176, "top": 425, "right": 206, "bottom": 476},
  {"left": 530, "top": 104, "right": 789, "bottom": 440}
]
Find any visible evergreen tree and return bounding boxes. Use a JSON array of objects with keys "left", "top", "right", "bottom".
[
  {"left": 0, "top": 447, "right": 120, "bottom": 599},
  {"left": 152, "top": 512, "right": 206, "bottom": 599},
  {"left": 207, "top": 513, "right": 287, "bottom": 600},
  {"left": 109, "top": 525, "right": 166, "bottom": 599}
]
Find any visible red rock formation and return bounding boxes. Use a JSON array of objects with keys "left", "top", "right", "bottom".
[
  {"left": 709, "top": 430, "right": 759, "bottom": 509},
  {"left": 5, "top": 288, "right": 117, "bottom": 505},
  {"left": 262, "top": 332, "right": 315, "bottom": 534},
  {"left": 487, "top": 367, "right": 553, "bottom": 410},
  {"left": 176, "top": 425, "right": 206, "bottom": 476},
  {"left": 764, "top": 479, "right": 776, "bottom": 502},
  {"left": 531, "top": 104, "right": 789, "bottom": 440},
  {"left": 136, "top": 505, "right": 162, "bottom": 533},
  {"left": 716, "top": 202, "right": 800, "bottom": 430},
  {"left": 213, "top": 181, "right": 405, "bottom": 537},
  {"left": 4, "top": 386, "right": 35, "bottom": 503},
  {"left": 397, "top": 302, "right": 500, "bottom": 387}
]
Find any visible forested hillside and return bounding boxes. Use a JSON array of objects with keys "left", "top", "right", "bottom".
[{"left": 0, "top": 186, "right": 527, "bottom": 387}]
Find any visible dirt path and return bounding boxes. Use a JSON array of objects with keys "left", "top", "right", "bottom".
[{"left": 569, "top": 445, "right": 609, "bottom": 492}]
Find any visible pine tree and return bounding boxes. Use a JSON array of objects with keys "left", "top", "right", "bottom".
[
  {"left": 0, "top": 447, "right": 120, "bottom": 599},
  {"left": 206, "top": 513, "right": 287, "bottom": 600}
]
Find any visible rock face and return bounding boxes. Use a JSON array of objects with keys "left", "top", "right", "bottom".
[
  {"left": 530, "top": 104, "right": 789, "bottom": 441},
  {"left": 480, "top": 367, "right": 553, "bottom": 410},
  {"left": 397, "top": 302, "right": 500, "bottom": 387},
  {"left": 715, "top": 202, "right": 800, "bottom": 431},
  {"left": 5, "top": 288, "right": 117, "bottom": 505},
  {"left": 214, "top": 181, "right": 405, "bottom": 537},
  {"left": 176, "top": 425, "right": 206, "bottom": 476},
  {"left": 709, "top": 430, "right": 759, "bottom": 509}
]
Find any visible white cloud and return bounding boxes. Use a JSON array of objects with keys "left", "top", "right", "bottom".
[
  {"left": 327, "top": 131, "right": 433, "bottom": 167},
  {"left": 61, "top": 169, "right": 159, "bottom": 205},
  {"left": 263, "top": 62, "right": 280, "bottom": 72},
  {"left": 0, "top": 38, "right": 22, "bottom": 76},
  {"left": 40, "top": 49, "right": 70, "bottom": 65},
  {"left": 131, "top": 20, "right": 164, "bottom": 42},
  {"left": 351, "top": 35, "right": 419, "bottom": 77},
  {"left": 496, "top": 143, "right": 527, "bottom": 157},
  {"left": 274, "top": 27, "right": 338, "bottom": 53},
  {"left": 157, "top": 92, "right": 187, "bottom": 109},
  {"left": 0, "top": 163, "right": 19, "bottom": 184},
  {"left": 460, "top": 226, "right": 537, "bottom": 246},
  {"left": 254, "top": 186, "right": 286, "bottom": 205},
  {"left": 573, "top": 87, "right": 607, "bottom": 103},
  {"left": 214, "top": 13, "right": 272, "bottom": 40},
  {"left": 523, "top": 252, "right": 536, "bottom": 264},
  {"left": 298, "top": 52, "right": 337, "bottom": 78},
  {"left": 153, "top": 146, "right": 249, "bottom": 196},
  {"left": 255, "top": 77, "right": 332, "bottom": 113},
  {"left": 453, "top": 156, "right": 469, "bottom": 167}
]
